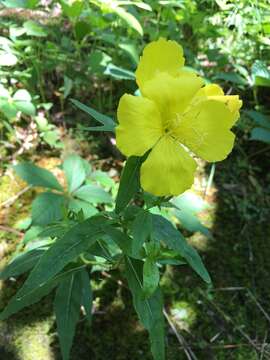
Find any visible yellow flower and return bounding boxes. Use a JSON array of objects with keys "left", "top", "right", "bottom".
[{"left": 116, "top": 38, "right": 242, "bottom": 196}]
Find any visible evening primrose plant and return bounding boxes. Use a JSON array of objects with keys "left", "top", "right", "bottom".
[{"left": 0, "top": 39, "right": 241, "bottom": 360}]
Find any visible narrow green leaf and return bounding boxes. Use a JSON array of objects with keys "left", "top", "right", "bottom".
[
  {"left": 79, "top": 269, "right": 92, "bottom": 324},
  {"left": 132, "top": 209, "right": 152, "bottom": 256},
  {"left": 104, "top": 63, "right": 135, "bottom": 80},
  {"left": 105, "top": 226, "right": 134, "bottom": 258},
  {"left": 71, "top": 98, "right": 115, "bottom": 132},
  {"left": 9, "top": 216, "right": 107, "bottom": 302},
  {"left": 143, "top": 258, "right": 159, "bottom": 298},
  {"left": 32, "top": 192, "right": 65, "bottom": 226},
  {"left": 115, "top": 156, "right": 142, "bottom": 214},
  {"left": 125, "top": 257, "right": 165, "bottom": 360},
  {"left": 0, "top": 265, "right": 85, "bottom": 321},
  {"left": 14, "top": 162, "right": 63, "bottom": 191},
  {"left": 0, "top": 248, "right": 45, "bottom": 279},
  {"left": 151, "top": 215, "right": 211, "bottom": 284},
  {"left": 73, "top": 184, "right": 112, "bottom": 204},
  {"left": 63, "top": 154, "right": 87, "bottom": 193},
  {"left": 114, "top": 6, "right": 143, "bottom": 36},
  {"left": 54, "top": 270, "right": 84, "bottom": 360}
]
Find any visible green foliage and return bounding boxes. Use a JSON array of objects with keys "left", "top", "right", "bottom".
[
  {"left": 115, "top": 156, "right": 142, "bottom": 214},
  {"left": 14, "top": 162, "right": 63, "bottom": 191},
  {"left": 54, "top": 268, "right": 90, "bottom": 360},
  {"left": 2, "top": 151, "right": 212, "bottom": 360}
]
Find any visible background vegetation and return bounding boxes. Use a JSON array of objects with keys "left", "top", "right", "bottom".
[{"left": 0, "top": 0, "right": 270, "bottom": 359}]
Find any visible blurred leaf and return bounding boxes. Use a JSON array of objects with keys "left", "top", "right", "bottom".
[
  {"left": 132, "top": 209, "right": 152, "bottom": 256},
  {"left": 250, "top": 127, "right": 270, "bottom": 144},
  {"left": 0, "top": 52, "right": 17, "bottom": 66},
  {"left": 125, "top": 257, "right": 165, "bottom": 360},
  {"left": 0, "top": 84, "right": 9, "bottom": 98},
  {"left": 79, "top": 269, "right": 93, "bottom": 324},
  {"left": 246, "top": 110, "right": 270, "bottom": 129},
  {"left": 115, "top": 156, "right": 142, "bottom": 214},
  {"left": 90, "top": 170, "right": 115, "bottom": 189},
  {"left": 118, "top": 1, "right": 152, "bottom": 11},
  {"left": 23, "top": 20, "right": 48, "bottom": 37},
  {"left": 32, "top": 192, "right": 65, "bottom": 226},
  {"left": 71, "top": 98, "right": 115, "bottom": 132},
  {"left": 114, "top": 6, "right": 143, "bottom": 35},
  {"left": 152, "top": 215, "right": 211, "bottom": 284},
  {"left": 104, "top": 63, "right": 135, "bottom": 80},
  {"left": 14, "top": 162, "right": 63, "bottom": 191},
  {"left": 13, "top": 89, "right": 31, "bottom": 101},
  {"left": 43, "top": 129, "right": 63, "bottom": 148},
  {"left": 68, "top": 198, "right": 98, "bottom": 218},
  {"left": 105, "top": 226, "right": 134, "bottom": 257},
  {"left": 214, "top": 72, "right": 247, "bottom": 85},
  {"left": 73, "top": 184, "right": 112, "bottom": 204},
  {"left": 0, "top": 248, "right": 45, "bottom": 280},
  {"left": 74, "top": 20, "right": 92, "bottom": 40},
  {"left": 143, "top": 258, "right": 159, "bottom": 298},
  {"left": 252, "top": 60, "right": 270, "bottom": 87},
  {"left": 60, "top": 0, "right": 84, "bottom": 18},
  {"left": 14, "top": 100, "right": 36, "bottom": 116},
  {"left": 23, "top": 225, "right": 43, "bottom": 244},
  {"left": 63, "top": 76, "right": 73, "bottom": 98},
  {"left": 119, "top": 42, "right": 139, "bottom": 64},
  {"left": 1, "top": 0, "right": 38, "bottom": 8},
  {"left": 63, "top": 154, "right": 87, "bottom": 193},
  {"left": 172, "top": 192, "right": 211, "bottom": 237}
]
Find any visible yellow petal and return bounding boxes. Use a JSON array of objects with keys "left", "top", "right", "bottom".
[
  {"left": 140, "top": 135, "right": 197, "bottom": 196},
  {"left": 135, "top": 38, "right": 185, "bottom": 91},
  {"left": 142, "top": 72, "right": 203, "bottom": 128},
  {"left": 194, "top": 84, "right": 242, "bottom": 124},
  {"left": 175, "top": 100, "right": 235, "bottom": 162},
  {"left": 116, "top": 94, "right": 163, "bottom": 157}
]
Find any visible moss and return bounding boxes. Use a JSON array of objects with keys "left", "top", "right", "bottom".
[{"left": 0, "top": 318, "right": 54, "bottom": 360}]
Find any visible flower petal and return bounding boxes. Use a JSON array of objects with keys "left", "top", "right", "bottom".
[
  {"left": 140, "top": 136, "right": 197, "bottom": 196},
  {"left": 175, "top": 99, "right": 236, "bottom": 162},
  {"left": 116, "top": 94, "right": 163, "bottom": 157},
  {"left": 194, "top": 84, "right": 242, "bottom": 124},
  {"left": 136, "top": 38, "right": 185, "bottom": 91},
  {"left": 142, "top": 72, "right": 203, "bottom": 127}
]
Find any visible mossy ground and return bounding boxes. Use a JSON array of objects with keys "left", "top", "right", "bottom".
[{"left": 0, "top": 138, "right": 269, "bottom": 359}]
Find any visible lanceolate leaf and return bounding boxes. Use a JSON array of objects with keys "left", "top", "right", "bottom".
[
  {"left": 143, "top": 258, "right": 159, "bottom": 298},
  {"left": 132, "top": 209, "right": 152, "bottom": 256},
  {"left": 79, "top": 268, "right": 93, "bottom": 324},
  {"left": 0, "top": 265, "right": 85, "bottom": 320},
  {"left": 0, "top": 248, "right": 45, "bottom": 280},
  {"left": 14, "top": 162, "right": 63, "bottom": 191},
  {"left": 115, "top": 156, "right": 142, "bottom": 214},
  {"left": 71, "top": 98, "right": 115, "bottom": 132},
  {"left": 151, "top": 215, "right": 211, "bottom": 284},
  {"left": 7, "top": 216, "right": 107, "bottom": 302},
  {"left": 105, "top": 226, "right": 134, "bottom": 258},
  {"left": 125, "top": 257, "right": 165, "bottom": 360},
  {"left": 54, "top": 269, "right": 85, "bottom": 360}
]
